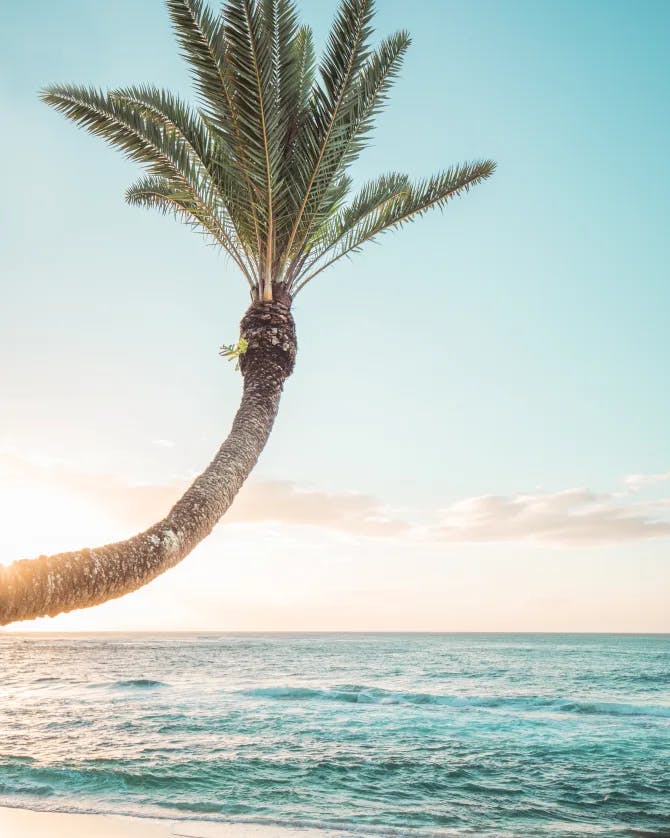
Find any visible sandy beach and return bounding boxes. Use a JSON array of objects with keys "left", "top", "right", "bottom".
[{"left": 0, "top": 808, "right": 344, "bottom": 838}]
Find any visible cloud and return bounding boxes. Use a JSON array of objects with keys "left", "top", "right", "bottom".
[
  {"left": 228, "top": 481, "right": 409, "bottom": 536},
  {"left": 1, "top": 449, "right": 669, "bottom": 549},
  {"left": 624, "top": 471, "right": 670, "bottom": 492},
  {"left": 0, "top": 450, "right": 407, "bottom": 539},
  {"left": 152, "top": 439, "right": 176, "bottom": 448},
  {"left": 434, "top": 489, "right": 670, "bottom": 547}
]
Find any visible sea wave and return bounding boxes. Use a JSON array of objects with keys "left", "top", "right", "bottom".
[{"left": 242, "top": 685, "right": 670, "bottom": 718}]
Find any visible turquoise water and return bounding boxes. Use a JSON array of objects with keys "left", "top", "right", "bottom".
[{"left": 0, "top": 633, "right": 668, "bottom": 836}]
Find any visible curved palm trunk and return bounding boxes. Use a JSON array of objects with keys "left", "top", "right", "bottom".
[{"left": 0, "top": 296, "right": 296, "bottom": 626}]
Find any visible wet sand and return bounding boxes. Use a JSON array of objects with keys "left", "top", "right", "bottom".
[{"left": 0, "top": 807, "right": 344, "bottom": 837}]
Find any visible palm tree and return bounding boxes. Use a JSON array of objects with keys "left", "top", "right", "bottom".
[{"left": 0, "top": 0, "right": 494, "bottom": 625}]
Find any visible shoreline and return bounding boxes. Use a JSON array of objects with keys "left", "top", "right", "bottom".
[{"left": 0, "top": 806, "right": 346, "bottom": 838}]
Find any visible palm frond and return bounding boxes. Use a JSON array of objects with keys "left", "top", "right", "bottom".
[
  {"left": 41, "top": 84, "right": 198, "bottom": 184},
  {"left": 280, "top": 0, "right": 375, "bottom": 274},
  {"left": 292, "top": 160, "right": 496, "bottom": 294},
  {"left": 126, "top": 175, "right": 257, "bottom": 286},
  {"left": 41, "top": 83, "right": 258, "bottom": 278},
  {"left": 292, "top": 25, "right": 316, "bottom": 120},
  {"left": 264, "top": 0, "right": 301, "bottom": 132},
  {"left": 338, "top": 31, "right": 411, "bottom": 173},
  {"left": 110, "top": 85, "right": 255, "bottom": 250},
  {"left": 167, "top": 0, "right": 265, "bottom": 266},
  {"left": 165, "top": 0, "right": 231, "bottom": 137},
  {"left": 284, "top": 29, "right": 410, "bottom": 280},
  {"left": 109, "top": 85, "right": 218, "bottom": 188},
  {"left": 296, "top": 171, "right": 410, "bottom": 271},
  {"left": 222, "top": 0, "right": 290, "bottom": 296}
]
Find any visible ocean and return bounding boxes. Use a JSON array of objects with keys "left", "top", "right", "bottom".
[{"left": 0, "top": 633, "right": 668, "bottom": 837}]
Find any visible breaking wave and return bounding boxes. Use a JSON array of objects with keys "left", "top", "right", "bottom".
[{"left": 242, "top": 685, "right": 670, "bottom": 718}]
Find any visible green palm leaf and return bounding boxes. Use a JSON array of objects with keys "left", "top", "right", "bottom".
[
  {"left": 293, "top": 160, "right": 496, "bottom": 294},
  {"left": 292, "top": 26, "right": 316, "bottom": 120},
  {"left": 41, "top": 84, "right": 198, "bottom": 184},
  {"left": 110, "top": 85, "right": 254, "bottom": 251},
  {"left": 222, "top": 0, "right": 285, "bottom": 296},
  {"left": 167, "top": 0, "right": 266, "bottom": 266},
  {"left": 165, "top": 0, "right": 232, "bottom": 138},
  {"left": 280, "top": 0, "right": 375, "bottom": 273},
  {"left": 283, "top": 29, "right": 411, "bottom": 282}
]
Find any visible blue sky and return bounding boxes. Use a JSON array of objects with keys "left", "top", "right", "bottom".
[{"left": 1, "top": 1, "right": 669, "bottom": 630}]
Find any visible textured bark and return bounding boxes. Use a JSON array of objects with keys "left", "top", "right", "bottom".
[{"left": 0, "top": 296, "right": 296, "bottom": 626}]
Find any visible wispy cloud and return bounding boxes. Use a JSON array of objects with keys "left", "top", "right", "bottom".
[
  {"left": 434, "top": 489, "right": 670, "bottom": 546},
  {"left": 0, "top": 451, "right": 406, "bottom": 538},
  {"left": 1, "top": 450, "right": 669, "bottom": 549},
  {"left": 229, "top": 482, "right": 408, "bottom": 536},
  {"left": 623, "top": 471, "right": 670, "bottom": 492}
]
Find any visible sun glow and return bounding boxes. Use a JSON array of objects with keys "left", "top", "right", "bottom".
[{"left": 0, "top": 485, "right": 122, "bottom": 566}]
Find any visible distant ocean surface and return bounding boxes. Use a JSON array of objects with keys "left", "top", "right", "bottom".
[{"left": 0, "top": 633, "right": 668, "bottom": 837}]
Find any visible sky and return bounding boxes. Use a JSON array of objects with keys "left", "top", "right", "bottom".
[{"left": 1, "top": 0, "right": 669, "bottom": 632}]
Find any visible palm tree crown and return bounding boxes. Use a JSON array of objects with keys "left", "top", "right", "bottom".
[{"left": 41, "top": 0, "right": 494, "bottom": 303}]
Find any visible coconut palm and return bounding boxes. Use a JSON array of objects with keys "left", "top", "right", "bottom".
[{"left": 0, "top": 0, "right": 494, "bottom": 625}]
